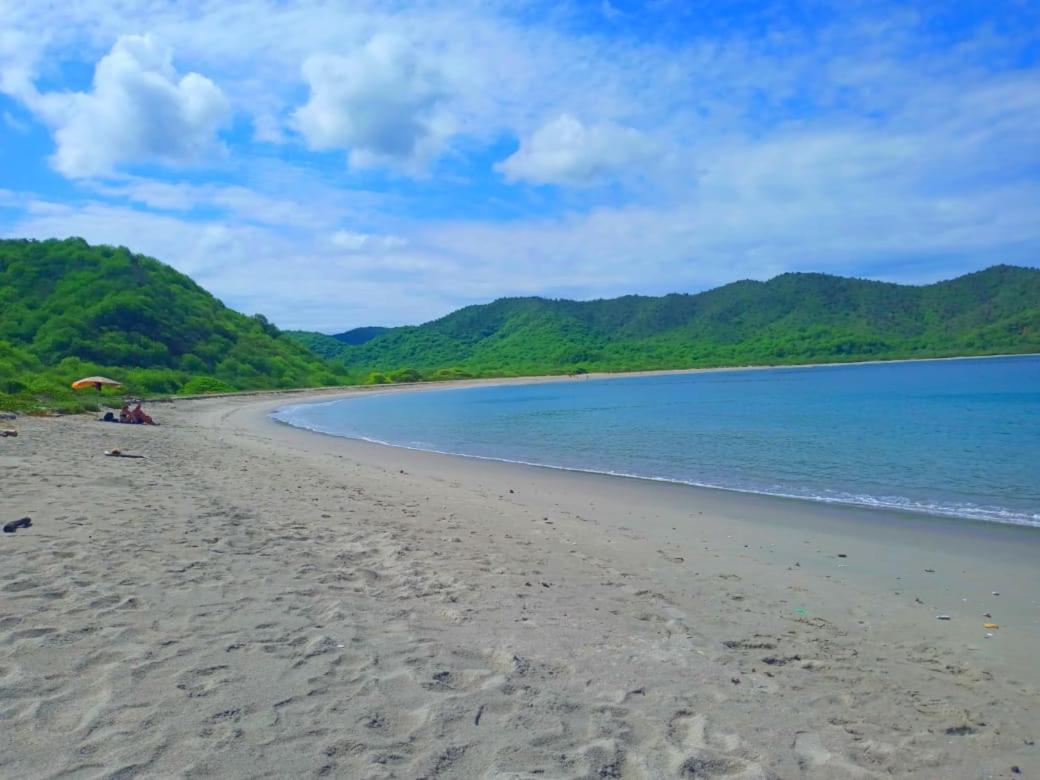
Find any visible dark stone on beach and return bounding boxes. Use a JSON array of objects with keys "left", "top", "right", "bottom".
[
  {"left": 1011, "top": 767, "right": 1021, "bottom": 774},
  {"left": 762, "top": 655, "right": 800, "bottom": 666},
  {"left": 944, "top": 725, "right": 976, "bottom": 736},
  {"left": 837, "top": 553, "right": 847, "bottom": 558},
  {"left": 680, "top": 755, "right": 744, "bottom": 777},
  {"left": 3, "top": 517, "right": 31, "bottom": 533},
  {"left": 723, "top": 639, "right": 776, "bottom": 650}
]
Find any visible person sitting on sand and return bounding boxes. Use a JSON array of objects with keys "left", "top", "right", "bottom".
[
  {"left": 131, "top": 403, "right": 156, "bottom": 425},
  {"left": 119, "top": 405, "right": 132, "bottom": 423}
]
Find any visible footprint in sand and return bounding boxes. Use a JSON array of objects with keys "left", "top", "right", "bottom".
[{"left": 794, "top": 731, "right": 880, "bottom": 778}]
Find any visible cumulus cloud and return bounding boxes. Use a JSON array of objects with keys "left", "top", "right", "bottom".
[
  {"left": 28, "top": 35, "right": 229, "bottom": 178},
  {"left": 0, "top": 23, "right": 38, "bottom": 99},
  {"left": 293, "top": 35, "right": 450, "bottom": 170},
  {"left": 497, "top": 114, "right": 658, "bottom": 186}
]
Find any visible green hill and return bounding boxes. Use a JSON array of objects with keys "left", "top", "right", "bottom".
[
  {"left": 285, "top": 326, "right": 390, "bottom": 359},
  {"left": 0, "top": 238, "right": 348, "bottom": 411},
  {"left": 4, "top": 237, "right": 1036, "bottom": 410},
  {"left": 291, "top": 266, "right": 1040, "bottom": 381},
  {"left": 334, "top": 326, "right": 390, "bottom": 345}
]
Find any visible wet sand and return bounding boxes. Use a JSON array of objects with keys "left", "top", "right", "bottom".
[{"left": 1, "top": 392, "right": 1037, "bottom": 778}]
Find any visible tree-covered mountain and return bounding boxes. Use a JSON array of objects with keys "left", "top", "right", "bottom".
[
  {"left": 290, "top": 265, "right": 1040, "bottom": 381},
  {"left": 286, "top": 326, "right": 389, "bottom": 359},
  {"left": 0, "top": 238, "right": 347, "bottom": 411},
  {"left": 335, "top": 326, "right": 390, "bottom": 345},
  {"left": 3, "top": 236, "right": 1036, "bottom": 410}
]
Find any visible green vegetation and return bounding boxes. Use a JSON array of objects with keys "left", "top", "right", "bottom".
[
  {"left": 3, "top": 236, "right": 1036, "bottom": 412},
  {"left": 334, "top": 326, "right": 390, "bottom": 345},
  {"left": 0, "top": 238, "right": 348, "bottom": 412},
  {"left": 285, "top": 326, "right": 389, "bottom": 358},
  {"left": 290, "top": 266, "right": 1040, "bottom": 379}
]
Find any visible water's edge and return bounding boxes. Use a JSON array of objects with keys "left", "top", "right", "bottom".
[{"left": 270, "top": 407, "right": 1040, "bottom": 530}]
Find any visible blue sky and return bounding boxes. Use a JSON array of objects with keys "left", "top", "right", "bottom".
[{"left": 1, "top": 0, "right": 1038, "bottom": 331}]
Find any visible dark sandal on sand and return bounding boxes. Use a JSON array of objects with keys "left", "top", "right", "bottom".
[{"left": 3, "top": 517, "right": 32, "bottom": 533}]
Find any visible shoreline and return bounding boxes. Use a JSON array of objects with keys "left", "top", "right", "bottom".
[
  {"left": 4, "top": 392, "right": 1038, "bottom": 777},
  {"left": 265, "top": 355, "right": 1040, "bottom": 531},
  {"left": 238, "top": 391, "right": 1040, "bottom": 635},
  {"left": 269, "top": 414, "right": 1040, "bottom": 531},
  {"left": 167, "top": 349, "right": 1039, "bottom": 402},
  {"left": 250, "top": 393, "right": 1040, "bottom": 548}
]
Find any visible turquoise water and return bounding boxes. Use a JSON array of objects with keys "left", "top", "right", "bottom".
[{"left": 273, "top": 356, "right": 1040, "bottom": 527}]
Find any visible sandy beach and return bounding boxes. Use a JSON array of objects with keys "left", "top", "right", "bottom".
[{"left": 2, "top": 390, "right": 1038, "bottom": 779}]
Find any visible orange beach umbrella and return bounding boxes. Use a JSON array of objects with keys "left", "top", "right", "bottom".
[
  {"left": 71, "top": 376, "right": 122, "bottom": 391},
  {"left": 71, "top": 376, "right": 122, "bottom": 414}
]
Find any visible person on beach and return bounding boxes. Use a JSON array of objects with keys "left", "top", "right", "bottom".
[
  {"left": 119, "top": 405, "right": 132, "bottom": 423},
  {"left": 131, "top": 403, "right": 156, "bottom": 425}
]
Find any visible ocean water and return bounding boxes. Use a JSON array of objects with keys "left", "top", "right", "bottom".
[{"left": 273, "top": 356, "right": 1040, "bottom": 528}]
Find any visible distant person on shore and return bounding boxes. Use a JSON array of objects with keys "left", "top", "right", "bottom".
[
  {"left": 119, "top": 405, "right": 132, "bottom": 423},
  {"left": 131, "top": 403, "right": 156, "bottom": 425}
]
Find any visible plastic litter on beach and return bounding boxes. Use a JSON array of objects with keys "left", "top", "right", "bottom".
[
  {"left": 936, "top": 615, "right": 952, "bottom": 620},
  {"left": 983, "top": 623, "right": 999, "bottom": 630},
  {"left": 0, "top": 429, "right": 17, "bottom": 437}
]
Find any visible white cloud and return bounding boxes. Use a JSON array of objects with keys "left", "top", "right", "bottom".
[
  {"left": 86, "top": 174, "right": 386, "bottom": 233},
  {"left": 497, "top": 114, "right": 658, "bottom": 186},
  {"left": 252, "top": 112, "right": 288, "bottom": 144},
  {"left": 0, "top": 22, "right": 39, "bottom": 100},
  {"left": 2, "top": 1, "right": 1039, "bottom": 329},
  {"left": 28, "top": 34, "right": 230, "bottom": 178},
  {"left": 293, "top": 35, "right": 451, "bottom": 170},
  {"left": 1, "top": 199, "right": 454, "bottom": 330},
  {"left": 330, "top": 230, "right": 408, "bottom": 252},
  {"left": 2, "top": 110, "right": 29, "bottom": 132}
]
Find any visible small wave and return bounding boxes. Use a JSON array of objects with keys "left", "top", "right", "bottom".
[{"left": 270, "top": 408, "right": 1040, "bottom": 529}]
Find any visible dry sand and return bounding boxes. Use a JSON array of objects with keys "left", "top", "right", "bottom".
[{"left": 1, "top": 391, "right": 1038, "bottom": 779}]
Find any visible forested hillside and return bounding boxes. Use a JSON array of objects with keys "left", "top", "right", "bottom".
[
  {"left": 3, "top": 236, "right": 1036, "bottom": 411},
  {"left": 0, "top": 238, "right": 347, "bottom": 411},
  {"left": 286, "top": 326, "right": 389, "bottom": 359},
  {"left": 291, "top": 266, "right": 1040, "bottom": 381}
]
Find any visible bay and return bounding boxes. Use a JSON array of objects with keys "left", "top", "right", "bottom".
[{"left": 273, "top": 355, "right": 1040, "bottom": 527}]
